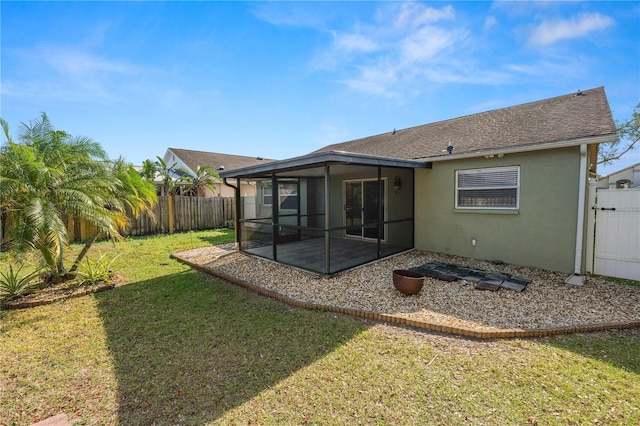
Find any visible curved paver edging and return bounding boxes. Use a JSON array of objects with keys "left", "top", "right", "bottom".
[{"left": 173, "top": 254, "right": 640, "bottom": 340}]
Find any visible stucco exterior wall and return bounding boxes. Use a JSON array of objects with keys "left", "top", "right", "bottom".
[
  {"left": 414, "top": 147, "right": 582, "bottom": 273},
  {"left": 205, "top": 181, "right": 255, "bottom": 198}
]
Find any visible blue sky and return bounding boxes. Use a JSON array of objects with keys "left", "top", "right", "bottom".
[{"left": 1, "top": 1, "right": 639, "bottom": 176}]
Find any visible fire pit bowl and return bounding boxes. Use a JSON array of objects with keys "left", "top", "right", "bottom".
[{"left": 392, "top": 269, "right": 425, "bottom": 295}]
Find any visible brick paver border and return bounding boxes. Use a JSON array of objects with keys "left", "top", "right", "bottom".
[{"left": 173, "top": 253, "right": 640, "bottom": 340}]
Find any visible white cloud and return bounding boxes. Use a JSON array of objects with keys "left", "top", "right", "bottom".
[
  {"left": 419, "top": 66, "right": 513, "bottom": 85},
  {"left": 483, "top": 16, "right": 498, "bottom": 31},
  {"left": 333, "top": 32, "right": 378, "bottom": 53},
  {"left": 506, "top": 57, "right": 591, "bottom": 81},
  {"left": 529, "top": 13, "right": 614, "bottom": 45},
  {"left": 343, "top": 62, "right": 399, "bottom": 97},
  {"left": 314, "top": 3, "right": 471, "bottom": 97},
  {"left": 41, "top": 47, "right": 143, "bottom": 76},
  {"left": 251, "top": 3, "right": 327, "bottom": 29},
  {"left": 271, "top": 2, "right": 598, "bottom": 98},
  {"left": 3, "top": 45, "right": 166, "bottom": 105},
  {"left": 399, "top": 26, "right": 463, "bottom": 64},
  {"left": 392, "top": 3, "right": 455, "bottom": 28}
]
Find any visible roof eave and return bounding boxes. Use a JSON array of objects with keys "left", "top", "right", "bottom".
[
  {"left": 416, "top": 134, "right": 618, "bottom": 163},
  {"left": 219, "top": 150, "right": 431, "bottom": 178}
]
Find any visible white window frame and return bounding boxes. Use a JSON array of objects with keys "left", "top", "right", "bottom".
[
  {"left": 455, "top": 166, "right": 520, "bottom": 210},
  {"left": 278, "top": 182, "right": 298, "bottom": 211},
  {"left": 262, "top": 182, "right": 298, "bottom": 210},
  {"left": 262, "top": 183, "right": 273, "bottom": 206}
]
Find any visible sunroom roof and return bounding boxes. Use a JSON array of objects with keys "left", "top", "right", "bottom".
[{"left": 218, "top": 150, "right": 431, "bottom": 179}]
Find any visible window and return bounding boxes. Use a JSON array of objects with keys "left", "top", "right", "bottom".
[
  {"left": 279, "top": 182, "right": 298, "bottom": 210},
  {"left": 263, "top": 184, "right": 273, "bottom": 206},
  {"left": 263, "top": 182, "right": 298, "bottom": 210},
  {"left": 456, "top": 166, "right": 519, "bottom": 209}
]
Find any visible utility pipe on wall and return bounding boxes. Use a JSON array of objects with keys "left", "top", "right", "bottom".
[
  {"left": 324, "top": 165, "right": 331, "bottom": 275},
  {"left": 573, "top": 144, "right": 588, "bottom": 276},
  {"left": 222, "top": 177, "right": 241, "bottom": 249}
]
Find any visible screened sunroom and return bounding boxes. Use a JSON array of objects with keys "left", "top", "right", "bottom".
[{"left": 220, "top": 151, "right": 430, "bottom": 275}]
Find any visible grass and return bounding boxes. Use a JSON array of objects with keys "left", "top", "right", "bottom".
[
  {"left": 591, "top": 274, "right": 640, "bottom": 286},
  {"left": 1, "top": 229, "right": 639, "bottom": 425}
]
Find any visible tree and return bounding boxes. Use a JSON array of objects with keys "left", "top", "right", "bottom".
[
  {"left": 598, "top": 102, "right": 640, "bottom": 166},
  {"left": 0, "top": 113, "right": 157, "bottom": 282},
  {"left": 144, "top": 156, "right": 191, "bottom": 233},
  {"left": 152, "top": 156, "right": 188, "bottom": 196},
  {"left": 69, "top": 157, "right": 157, "bottom": 273},
  {"left": 139, "top": 158, "right": 158, "bottom": 181},
  {"left": 182, "top": 164, "right": 218, "bottom": 197}
]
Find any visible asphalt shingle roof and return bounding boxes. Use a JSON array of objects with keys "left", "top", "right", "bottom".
[
  {"left": 167, "top": 148, "right": 276, "bottom": 173},
  {"left": 312, "top": 87, "right": 616, "bottom": 159}
]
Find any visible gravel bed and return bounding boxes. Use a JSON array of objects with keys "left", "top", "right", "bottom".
[{"left": 176, "top": 247, "right": 640, "bottom": 333}]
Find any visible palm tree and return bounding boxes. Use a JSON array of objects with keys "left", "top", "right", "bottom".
[
  {"left": 183, "top": 164, "right": 218, "bottom": 197},
  {"left": 139, "top": 158, "right": 158, "bottom": 181},
  {"left": 69, "top": 157, "right": 157, "bottom": 273},
  {"left": 147, "top": 156, "right": 190, "bottom": 233},
  {"left": 153, "top": 156, "right": 188, "bottom": 196},
  {"left": 1, "top": 113, "right": 157, "bottom": 282}
]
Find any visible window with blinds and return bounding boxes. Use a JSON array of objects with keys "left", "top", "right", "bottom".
[{"left": 455, "top": 166, "right": 520, "bottom": 209}]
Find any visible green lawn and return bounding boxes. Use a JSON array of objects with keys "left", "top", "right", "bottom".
[{"left": 1, "top": 230, "right": 639, "bottom": 425}]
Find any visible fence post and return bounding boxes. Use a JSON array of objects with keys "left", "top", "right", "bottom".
[{"left": 168, "top": 194, "right": 175, "bottom": 233}]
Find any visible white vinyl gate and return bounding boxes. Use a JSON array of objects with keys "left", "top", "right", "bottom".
[{"left": 591, "top": 189, "right": 640, "bottom": 281}]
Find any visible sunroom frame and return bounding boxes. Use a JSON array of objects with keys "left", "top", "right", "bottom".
[{"left": 220, "top": 151, "right": 431, "bottom": 275}]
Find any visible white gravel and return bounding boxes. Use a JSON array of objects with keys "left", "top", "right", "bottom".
[{"left": 175, "top": 247, "right": 640, "bottom": 334}]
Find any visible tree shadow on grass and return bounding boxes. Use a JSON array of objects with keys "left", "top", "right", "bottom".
[
  {"left": 96, "top": 269, "right": 365, "bottom": 424},
  {"left": 195, "top": 229, "right": 235, "bottom": 247}
]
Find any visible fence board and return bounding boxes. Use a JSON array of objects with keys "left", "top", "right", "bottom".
[{"left": 67, "top": 196, "right": 235, "bottom": 242}]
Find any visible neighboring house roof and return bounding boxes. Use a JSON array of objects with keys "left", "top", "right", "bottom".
[
  {"left": 313, "top": 87, "right": 617, "bottom": 161},
  {"left": 599, "top": 162, "right": 640, "bottom": 179},
  {"left": 166, "top": 148, "right": 276, "bottom": 174},
  {"left": 598, "top": 161, "right": 640, "bottom": 189}
]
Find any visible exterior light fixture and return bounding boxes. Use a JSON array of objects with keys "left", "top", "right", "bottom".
[{"left": 393, "top": 176, "right": 402, "bottom": 191}]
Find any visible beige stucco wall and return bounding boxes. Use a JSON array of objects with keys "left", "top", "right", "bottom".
[
  {"left": 597, "top": 163, "right": 640, "bottom": 189},
  {"left": 203, "top": 180, "right": 256, "bottom": 198},
  {"left": 415, "top": 146, "right": 582, "bottom": 273}
]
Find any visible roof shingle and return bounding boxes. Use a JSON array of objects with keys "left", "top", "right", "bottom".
[
  {"left": 167, "top": 148, "right": 276, "bottom": 173},
  {"left": 313, "top": 87, "right": 617, "bottom": 159}
]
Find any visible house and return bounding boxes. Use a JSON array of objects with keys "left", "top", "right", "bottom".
[
  {"left": 597, "top": 162, "right": 640, "bottom": 189},
  {"left": 219, "top": 87, "right": 618, "bottom": 276},
  {"left": 162, "top": 148, "right": 275, "bottom": 197}
]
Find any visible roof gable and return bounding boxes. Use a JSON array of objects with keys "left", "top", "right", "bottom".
[{"left": 313, "top": 87, "right": 617, "bottom": 160}]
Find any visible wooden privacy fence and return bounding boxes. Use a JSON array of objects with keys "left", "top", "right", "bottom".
[{"left": 68, "top": 196, "right": 235, "bottom": 242}]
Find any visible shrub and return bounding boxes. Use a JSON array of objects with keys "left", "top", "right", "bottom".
[
  {"left": 76, "top": 252, "right": 123, "bottom": 285},
  {"left": 0, "top": 263, "right": 41, "bottom": 302}
]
